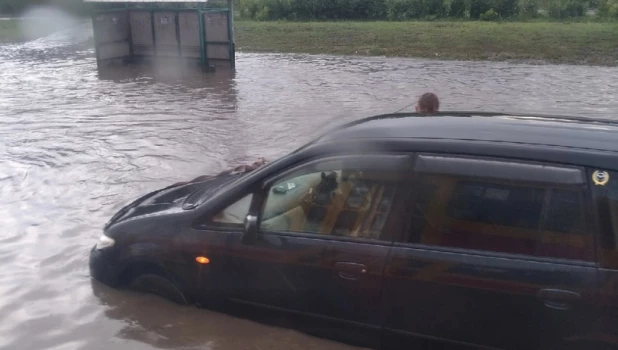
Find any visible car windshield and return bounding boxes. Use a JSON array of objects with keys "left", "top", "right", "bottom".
[{"left": 2, "top": 1, "right": 618, "bottom": 350}]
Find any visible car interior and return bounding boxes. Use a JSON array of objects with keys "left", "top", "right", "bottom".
[{"left": 212, "top": 168, "right": 398, "bottom": 240}]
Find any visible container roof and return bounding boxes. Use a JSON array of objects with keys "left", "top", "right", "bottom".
[{"left": 84, "top": 0, "right": 210, "bottom": 3}]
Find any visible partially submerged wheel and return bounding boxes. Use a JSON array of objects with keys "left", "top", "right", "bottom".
[{"left": 129, "top": 273, "right": 188, "bottom": 305}]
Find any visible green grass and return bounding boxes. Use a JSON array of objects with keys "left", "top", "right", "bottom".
[
  {"left": 2, "top": 18, "right": 616, "bottom": 66},
  {"left": 0, "top": 19, "right": 26, "bottom": 43},
  {"left": 235, "top": 21, "right": 618, "bottom": 66}
]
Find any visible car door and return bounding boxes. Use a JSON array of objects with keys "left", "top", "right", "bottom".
[
  {"left": 381, "top": 154, "right": 599, "bottom": 350},
  {"left": 236, "top": 154, "right": 411, "bottom": 328},
  {"left": 184, "top": 191, "right": 256, "bottom": 303}
]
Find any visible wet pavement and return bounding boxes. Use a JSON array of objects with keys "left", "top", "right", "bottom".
[{"left": 1, "top": 22, "right": 617, "bottom": 350}]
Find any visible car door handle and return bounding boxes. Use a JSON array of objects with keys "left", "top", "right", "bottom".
[
  {"left": 538, "top": 288, "right": 581, "bottom": 311},
  {"left": 335, "top": 262, "right": 367, "bottom": 281}
]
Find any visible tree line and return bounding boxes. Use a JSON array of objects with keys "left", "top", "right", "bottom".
[{"left": 236, "top": 0, "right": 618, "bottom": 20}]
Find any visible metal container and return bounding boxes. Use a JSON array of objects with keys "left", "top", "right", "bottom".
[
  {"left": 204, "top": 11, "right": 231, "bottom": 62},
  {"left": 129, "top": 10, "right": 153, "bottom": 56},
  {"left": 178, "top": 12, "right": 200, "bottom": 58},
  {"left": 86, "top": 0, "right": 235, "bottom": 70},
  {"left": 93, "top": 12, "right": 130, "bottom": 61}
]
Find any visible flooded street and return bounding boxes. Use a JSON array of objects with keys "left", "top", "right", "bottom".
[{"left": 1, "top": 23, "right": 617, "bottom": 350}]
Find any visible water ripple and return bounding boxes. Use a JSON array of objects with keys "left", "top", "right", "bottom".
[{"left": 0, "top": 22, "right": 617, "bottom": 350}]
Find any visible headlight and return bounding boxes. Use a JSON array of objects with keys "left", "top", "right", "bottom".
[{"left": 95, "top": 234, "right": 115, "bottom": 250}]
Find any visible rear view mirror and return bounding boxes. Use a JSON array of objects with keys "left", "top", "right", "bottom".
[{"left": 242, "top": 214, "right": 258, "bottom": 245}]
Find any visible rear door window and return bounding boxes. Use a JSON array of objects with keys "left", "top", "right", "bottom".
[
  {"left": 408, "top": 155, "right": 593, "bottom": 261},
  {"left": 545, "top": 188, "right": 586, "bottom": 234},
  {"left": 447, "top": 181, "right": 545, "bottom": 230}
]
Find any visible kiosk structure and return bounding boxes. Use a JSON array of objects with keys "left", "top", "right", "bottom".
[{"left": 86, "top": 0, "right": 235, "bottom": 70}]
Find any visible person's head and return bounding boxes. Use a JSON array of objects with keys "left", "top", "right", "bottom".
[{"left": 415, "top": 93, "right": 440, "bottom": 113}]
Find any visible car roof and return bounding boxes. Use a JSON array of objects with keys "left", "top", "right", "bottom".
[{"left": 315, "top": 112, "right": 618, "bottom": 153}]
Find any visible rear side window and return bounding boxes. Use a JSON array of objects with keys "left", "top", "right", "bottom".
[
  {"left": 447, "top": 181, "right": 545, "bottom": 230},
  {"left": 408, "top": 157, "right": 592, "bottom": 261},
  {"left": 591, "top": 169, "right": 618, "bottom": 269},
  {"left": 545, "top": 189, "right": 586, "bottom": 234}
]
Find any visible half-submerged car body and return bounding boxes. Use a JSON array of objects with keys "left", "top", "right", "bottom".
[{"left": 90, "top": 112, "right": 618, "bottom": 350}]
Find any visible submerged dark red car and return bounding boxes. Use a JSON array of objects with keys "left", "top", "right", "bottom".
[{"left": 90, "top": 112, "right": 618, "bottom": 350}]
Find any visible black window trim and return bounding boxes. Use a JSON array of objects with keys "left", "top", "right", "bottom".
[
  {"left": 586, "top": 168, "right": 615, "bottom": 269},
  {"left": 261, "top": 153, "right": 412, "bottom": 189},
  {"left": 390, "top": 241, "right": 598, "bottom": 267},
  {"left": 260, "top": 230, "right": 397, "bottom": 246},
  {"left": 415, "top": 154, "right": 585, "bottom": 185}
]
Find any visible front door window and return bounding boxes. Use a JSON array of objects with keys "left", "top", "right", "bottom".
[
  {"left": 211, "top": 194, "right": 253, "bottom": 225},
  {"left": 260, "top": 159, "right": 403, "bottom": 241}
]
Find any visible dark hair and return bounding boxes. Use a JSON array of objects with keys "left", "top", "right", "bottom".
[{"left": 418, "top": 93, "right": 440, "bottom": 113}]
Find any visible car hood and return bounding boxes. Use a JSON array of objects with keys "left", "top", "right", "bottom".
[{"left": 105, "top": 173, "right": 239, "bottom": 228}]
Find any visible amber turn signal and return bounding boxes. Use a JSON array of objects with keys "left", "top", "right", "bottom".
[{"left": 195, "top": 256, "right": 210, "bottom": 264}]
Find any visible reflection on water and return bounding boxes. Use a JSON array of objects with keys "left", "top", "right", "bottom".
[
  {"left": 0, "top": 23, "right": 617, "bottom": 350},
  {"left": 91, "top": 280, "right": 364, "bottom": 350}
]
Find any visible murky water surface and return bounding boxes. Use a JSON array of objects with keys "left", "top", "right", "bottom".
[{"left": 0, "top": 22, "right": 617, "bottom": 350}]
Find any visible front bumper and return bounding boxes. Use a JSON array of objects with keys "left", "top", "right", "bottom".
[{"left": 89, "top": 246, "right": 120, "bottom": 287}]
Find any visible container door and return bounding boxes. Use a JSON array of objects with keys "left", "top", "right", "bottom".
[
  {"left": 93, "top": 11, "right": 130, "bottom": 62},
  {"left": 130, "top": 11, "right": 154, "bottom": 56},
  {"left": 153, "top": 12, "right": 179, "bottom": 57},
  {"left": 178, "top": 12, "right": 200, "bottom": 58},
  {"left": 382, "top": 155, "right": 599, "bottom": 350},
  {"left": 203, "top": 11, "right": 233, "bottom": 66}
]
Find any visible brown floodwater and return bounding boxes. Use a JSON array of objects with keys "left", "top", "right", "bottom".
[{"left": 1, "top": 21, "right": 617, "bottom": 350}]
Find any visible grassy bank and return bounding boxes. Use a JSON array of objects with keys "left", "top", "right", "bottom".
[
  {"left": 235, "top": 21, "right": 618, "bottom": 66},
  {"left": 0, "top": 18, "right": 58, "bottom": 43},
  {"left": 2, "top": 18, "right": 617, "bottom": 66},
  {"left": 0, "top": 19, "right": 26, "bottom": 43}
]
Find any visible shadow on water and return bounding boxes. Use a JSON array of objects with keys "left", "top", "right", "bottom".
[
  {"left": 90, "top": 279, "right": 369, "bottom": 350},
  {"left": 96, "top": 62, "right": 239, "bottom": 111},
  {"left": 97, "top": 62, "right": 236, "bottom": 89}
]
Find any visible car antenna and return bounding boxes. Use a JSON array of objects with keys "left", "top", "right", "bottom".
[{"left": 393, "top": 102, "right": 416, "bottom": 114}]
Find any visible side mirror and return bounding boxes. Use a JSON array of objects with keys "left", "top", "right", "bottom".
[{"left": 242, "top": 214, "right": 258, "bottom": 245}]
